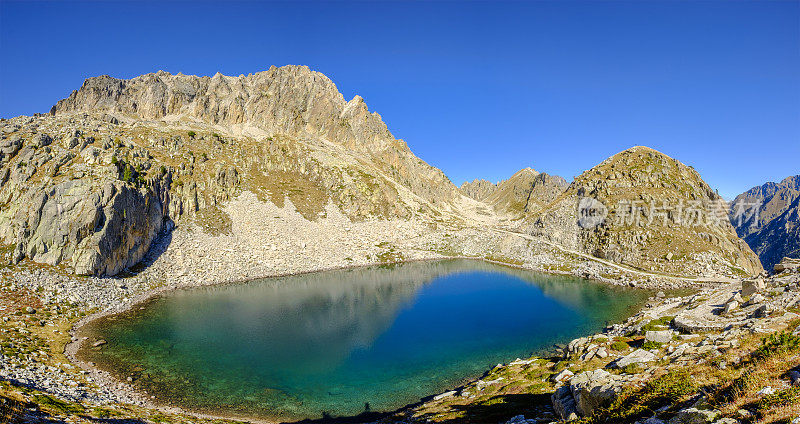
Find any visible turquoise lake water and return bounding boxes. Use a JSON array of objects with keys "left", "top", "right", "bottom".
[{"left": 78, "top": 260, "right": 652, "bottom": 420}]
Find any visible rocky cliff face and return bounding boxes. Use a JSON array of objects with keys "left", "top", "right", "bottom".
[
  {"left": 730, "top": 175, "right": 800, "bottom": 270},
  {"left": 524, "top": 146, "right": 762, "bottom": 277},
  {"left": 0, "top": 66, "right": 466, "bottom": 276}
]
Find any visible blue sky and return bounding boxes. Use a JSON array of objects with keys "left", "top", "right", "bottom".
[{"left": 1, "top": 1, "right": 797, "bottom": 198}]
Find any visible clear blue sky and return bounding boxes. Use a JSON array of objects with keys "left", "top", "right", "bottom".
[{"left": 1, "top": 1, "right": 798, "bottom": 198}]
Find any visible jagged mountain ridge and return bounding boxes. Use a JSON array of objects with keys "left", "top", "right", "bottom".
[
  {"left": 51, "top": 66, "right": 459, "bottom": 206},
  {"left": 525, "top": 146, "right": 762, "bottom": 277},
  {"left": 730, "top": 175, "right": 800, "bottom": 269},
  {"left": 484, "top": 168, "right": 569, "bottom": 217},
  {"left": 0, "top": 66, "right": 767, "bottom": 279}
]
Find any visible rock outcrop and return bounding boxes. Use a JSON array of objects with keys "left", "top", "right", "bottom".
[
  {"left": 774, "top": 257, "right": 800, "bottom": 274},
  {"left": 524, "top": 146, "right": 762, "bottom": 277},
  {"left": 2, "top": 180, "right": 165, "bottom": 276},
  {"left": 551, "top": 369, "right": 630, "bottom": 419},
  {"left": 730, "top": 175, "right": 800, "bottom": 270}
]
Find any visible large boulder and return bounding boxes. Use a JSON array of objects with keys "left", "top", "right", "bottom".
[
  {"left": 551, "top": 384, "right": 579, "bottom": 421},
  {"left": 645, "top": 330, "right": 673, "bottom": 344},
  {"left": 742, "top": 277, "right": 766, "bottom": 297},
  {"left": 774, "top": 257, "right": 800, "bottom": 274},
  {"left": 611, "top": 349, "right": 657, "bottom": 368},
  {"left": 552, "top": 369, "right": 629, "bottom": 420}
]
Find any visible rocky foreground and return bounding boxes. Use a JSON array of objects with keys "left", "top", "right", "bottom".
[{"left": 388, "top": 258, "right": 800, "bottom": 424}]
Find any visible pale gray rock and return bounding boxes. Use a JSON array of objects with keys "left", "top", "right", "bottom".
[
  {"left": 612, "top": 349, "right": 656, "bottom": 368},
  {"left": 3, "top": 179, "right": 165, "bottom": 276},
  {"left": 569, "top": 369, "right": 626, "bottom": 417},
  {"left": 645, "top": 330, "right": 673, "bottom": 344},
  {"left": 723, "top": 300, "right": 739, "bottom": 314},
  {"left": 551, "top": 384, "right": 579, "bottom": 421},
  {"left": 668, "top": 408, "right": 719, "bottom": 424},
  {"left": 552, "top": 369, "right": 574, "bottom": 383}
]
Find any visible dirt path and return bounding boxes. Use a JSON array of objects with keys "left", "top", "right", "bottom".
[{"left": 493, "top": 228, "right": 738, "bottom": 284}]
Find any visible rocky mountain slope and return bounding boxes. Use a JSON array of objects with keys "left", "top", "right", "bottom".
[
  {"left": 730, "top": 175, "right": 800, "bottom": 270},
  {"left": 460, "top": 168, "right": 568, "bottom": 217},
  {"left": 483, "top": 168, "right": 564, "bottom": 216},
  {"left": 524, "top": 146, "right": 763, "bottom": 277},
  {"left": 460, "top": 178, "right": 496, "bottom": 200},
  {"left": 0, "top": 66, "right": 467, "bottom": 276}
]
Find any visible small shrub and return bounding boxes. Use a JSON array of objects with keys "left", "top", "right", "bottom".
[
  {"left": 752, "top": 332, "right": 800, "bottom": 361},
  {"left": 122, "top": 164, "right": 133, "bottom": 182},
  {"left": 610, "top": 340, "right": 630, "bottom": 351},
  {"left": 641, "top": 316, "right": 674, "bottom": 333},
  {"left": 642, "top": 341, "right": 663, "bottom": 350},
  {"left": 187, "top": 131, "right": 196, "bottom": 138}
]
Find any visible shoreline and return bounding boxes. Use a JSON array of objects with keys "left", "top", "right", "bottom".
[{"left": 63, "top": 254, "right": 702, "bottom": 424}]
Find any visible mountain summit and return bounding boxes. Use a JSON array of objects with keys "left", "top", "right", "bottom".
[
  {"left": 525, "top": 146, "right": 762, "bottom": 276},
  {"left": 51, "top": 66, "right": 459, "bottom": 206}
]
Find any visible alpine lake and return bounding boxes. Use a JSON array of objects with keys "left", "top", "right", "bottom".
[{"left": 77, "top": 259, "right": 655, "bottom": 421}]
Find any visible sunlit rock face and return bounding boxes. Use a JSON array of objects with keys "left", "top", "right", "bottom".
[{"left": 1, "top": 66, "right": 467, "bottom": 275}]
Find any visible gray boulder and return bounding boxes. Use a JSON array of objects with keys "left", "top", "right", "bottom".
[
  {"left": 570, "top": 369, "right": 626, "bottom": 417},
  {"left": 742, "top": 278, "right": 765, "bottom": 297},
  {"left": 551, "top": 384, "right": 579, "bottom": 421},
  {"left": 552, "top": 369, "right": 629, "bottom": 420},
  {"left": 668, "top": 408, "right": 719, "bottom": 424},
  {"left": 612, "top": 349, "right": 657, "bottom": 368},
  {"left": 645, "top": 330, "right": 673, "bottom": 344}
]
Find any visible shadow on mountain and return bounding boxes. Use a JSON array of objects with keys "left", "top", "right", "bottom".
[
  {"left": 119, "top": 221, "right": 174, "bottom": 277},
  {"left": 283, "top": 410, "right": 390, "bottom": 424}
]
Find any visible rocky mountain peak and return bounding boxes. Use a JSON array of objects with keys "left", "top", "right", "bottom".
[
  {"left": 460, "top": 178, "right": 497, "bottom": 201},
  {"left": 50, "top": 66, "right": 459, "bottom": 207},
  {"left": 526, "top": 146, "right": 762, "bottom": 277}
]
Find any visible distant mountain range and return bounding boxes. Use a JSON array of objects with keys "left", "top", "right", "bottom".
[
  {"left": 730, "top": 175, "right": 800, "bottom": 270},
  {"left": 0, "top": 66, "right": 784, "bottom": 279}
]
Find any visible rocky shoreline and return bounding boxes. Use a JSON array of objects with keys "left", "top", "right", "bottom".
[{"left": 391, "top": 260, "right": 800, "bottom": 424}]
